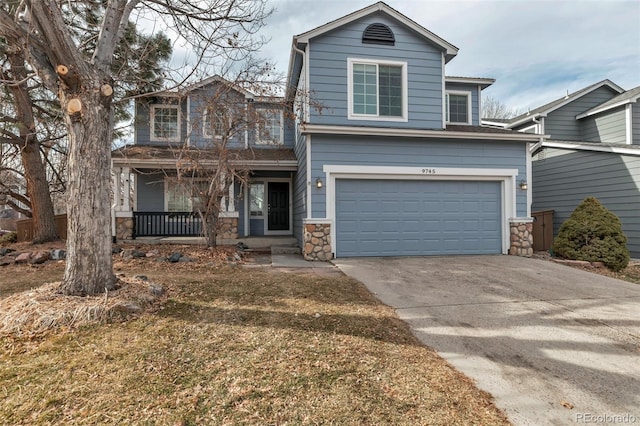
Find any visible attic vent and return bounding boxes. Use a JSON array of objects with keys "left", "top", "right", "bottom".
[{"left": 362, "top": 23, "right": 395, "bottom": 46}]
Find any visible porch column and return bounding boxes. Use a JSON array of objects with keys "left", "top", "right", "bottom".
[
  {"left": 218, "top": 175, "right": 238, "bottom": 240},
  {"left": 112, "top": 166, "right": 133, "bottom": 241},
  {"left": 228, "top": 176, "right": 235, "bottom": 212}
]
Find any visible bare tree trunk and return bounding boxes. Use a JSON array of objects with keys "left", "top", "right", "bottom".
[
  {"left": 7, "top": 52, "right": 58, "bottom": 243},
  {"left": 61, "top": 89, "right": 115, "bottom": 295},
  {"left": 21, "top": 144, "right": 58, "bottom": 243}
]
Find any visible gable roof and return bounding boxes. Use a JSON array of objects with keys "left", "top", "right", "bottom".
[
  {"left": 506, "top": 79, "right": 624, "bottom": 128},
  {"left": 293, "top": 2, "right": 458, "bottom": 62},
  {"left": 576, "top": 85, "right": 640, "bottom": 119}
]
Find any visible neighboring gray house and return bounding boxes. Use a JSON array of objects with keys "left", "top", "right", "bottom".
[
  {"left": 492, "top": 81, "right": 640, "bottom": 257},
  {"left": 112, "top": 1, "right": 541, "bottom": 259}
]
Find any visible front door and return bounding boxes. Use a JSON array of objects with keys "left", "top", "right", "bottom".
[{"left": 268, "top": 182, "right": 289, "bottom": 231}]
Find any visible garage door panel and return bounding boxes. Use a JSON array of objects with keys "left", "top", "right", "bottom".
[{"left": 336, "top": 179, "right": 501, "bottom": 257}]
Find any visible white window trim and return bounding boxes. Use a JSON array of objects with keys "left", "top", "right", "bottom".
[
  {"left": 256, "top": 110, "right": 284, "bottom": 145},
  {"left": 318, "top": 165, "right": 522, "bottom": 258},
  {"left": 150, "top": 104, "right": 181, "bottom": 142},
  {"left": 347, "top": 57, "right": 408, "bottom": 122},
  {"left": 445, "top": 90, "right": 472, "bottom": 125}
]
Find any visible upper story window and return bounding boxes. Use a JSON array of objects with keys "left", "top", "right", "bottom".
[
  {"left": 362, "top": 23, "right": 395, "bottom": 46},
  {"left": 257, "top": 110, "right": 283, "bottom": 144},
  {"left": 446, "top": 91, "right": 472, "bottom": 125},
  {"left": 151, "top": 105, "right": 180, "bottom": 141},
  {"left": 348, "top": 58, "right": 408, "bottom": 122},
  {"left": 203, "top": 107, "right": 227, "bottom": 139}
]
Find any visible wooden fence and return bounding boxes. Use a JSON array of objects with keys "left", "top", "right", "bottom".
[{"left": 16, "top": 214, "right": 67, "bottom": 242}]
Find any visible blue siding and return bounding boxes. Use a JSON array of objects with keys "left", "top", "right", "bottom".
[
  {"left": 580, "top": 106, "right": 626, "bottom": 144},
  {"left": 293, "top": 129, "right": 307, "bottom": 247},
  {"left": 310, "top": 136, "right": 528, "bottom": 218},
  {"left": 532, "top": 147, "right": 640, "bottom": 257},
  {"left": 445, "top": 82, "right": 480, "bottom": 126},
  {"left": 545, "top": 86, "right": 620, "bottom": 141},
  {"left": 136, "top": 173, "right": 165, "bottom": 211},
  {"left": 307, "top": 12, "right": 444, "bottom": 129}
]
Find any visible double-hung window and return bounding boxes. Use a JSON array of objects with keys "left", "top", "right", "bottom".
[
  {"left": 445, "top": 91, "right": 472, "bottom": 125},
  {"left": 348, "top": 58, "right": 407, "bottom": 121},
  {"left": 203, "top": 108, "right": 227, "bottom": 139},
  {"left": 151, "top": 105, "right": 180, "bottom": 141},
  {"left": 166, "top": 179, "right": 209, "bottom": 212},
  {"left": 257, "top": 110, "right": 283, "bottom": 144}
]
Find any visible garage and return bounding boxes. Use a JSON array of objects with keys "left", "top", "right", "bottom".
[{"left": 335, "top": 179, "right": 502, "bottom": 257}]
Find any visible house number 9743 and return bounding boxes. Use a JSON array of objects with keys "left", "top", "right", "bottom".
[{"left": 421, "top": 168, "right": 437, "bottom": 174}]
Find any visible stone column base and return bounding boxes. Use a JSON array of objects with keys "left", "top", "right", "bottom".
[
  {"left": 219, "top": 217, "right": 239, "bottom": 239},
  {"left": 115, "top": 216, "right": 133, "bottom": 240},
  {"left": 509, "top": 221, "right": 533, "bottom": 257},
  {"left": 303, "top": 223, "right": 332, "bottom": 261}
]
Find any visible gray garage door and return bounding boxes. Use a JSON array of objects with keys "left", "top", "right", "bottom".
[{"left": 335, "top": 179, "right": 502, "bottom": 257}]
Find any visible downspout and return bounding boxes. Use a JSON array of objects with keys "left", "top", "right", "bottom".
[{"left": 291, "top": 40, "right": 312, "bottom": 220}]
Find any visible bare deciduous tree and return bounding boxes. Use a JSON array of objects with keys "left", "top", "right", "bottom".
[
  {"left": 482, "top": 95, "right": 520, "bottom": 120},
  {"left": 0, "top": 0, "right": 271, "bottom": 295}
]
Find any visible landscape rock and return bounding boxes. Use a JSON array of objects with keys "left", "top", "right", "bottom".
[
  {"left": 112, "top": 246, "right": 123, "bottom": 254},
  {"left": 149, "top": 283, "right": 165, "bottom": 296},
  {"left": 0, "top": 258, "right": 12, "bottom": 267},
  {"left": 0, "top": 248, "right": 15, "bottom": 256},
  {"left": 50, "top": 249, "right": 66, "bottom": 260},
  {"left": 178, "top": 256, "right": 195, "bottom": 262},
  {"left": 30, "top": 251, "right": 50, "bottom": 264},
  {"left": 14, "top": 252, "right": 31, "bottom": 264},
  {"left": 131, "top": 250, "right": 146, "bottom": 258},
  {"left": 134, "top": 275, "right": 149, "bottom": 281},
  {"left": 112, "top": 302, "right": 143, "bottom": 314},
  {"left": 168, "top": 252, "right": 182, "bottom": 263}
]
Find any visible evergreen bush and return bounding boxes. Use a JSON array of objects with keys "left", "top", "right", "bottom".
[{"left": 552, "top": 197, "right": 629, "bottom": 271}]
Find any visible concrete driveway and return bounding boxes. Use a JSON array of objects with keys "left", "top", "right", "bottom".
[{"left": 332, "top": 255, "right": 640, "bottom": 425}]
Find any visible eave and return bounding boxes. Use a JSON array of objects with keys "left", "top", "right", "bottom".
[
  {"left": 301, "top": 124, "right": 545, "bottom": 142},
  {"left": 112, "top": 157, "right": 298, "bottom": 171}
]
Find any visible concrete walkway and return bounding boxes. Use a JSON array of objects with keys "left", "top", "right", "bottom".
[
  {"left": 243, "top": 252, "right": 341, "bottom": 275},
  {"left": 333, "top": 255, "right": 640, "bottom": 426}
]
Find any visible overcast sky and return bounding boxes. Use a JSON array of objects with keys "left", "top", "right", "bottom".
[{"left": 255, "top": 0, "right": 639, "bottom": 114}]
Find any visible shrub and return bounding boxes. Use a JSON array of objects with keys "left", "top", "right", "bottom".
[
  {"left": 552, "top": 197, "right": 629, "bottom": 271},
  {"left": 0, "top": 231, "right": 17, "bottom": 244}
]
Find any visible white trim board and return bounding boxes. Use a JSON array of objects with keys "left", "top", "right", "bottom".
[
  {"left": 320, "top": 165, "right": 521, "bottom": 257},
  {"left": 540, "top": 141, "right": 640, "bottom": 156},
  {"left": 301, "top": 123, "right": 544, "bottom": 141}
]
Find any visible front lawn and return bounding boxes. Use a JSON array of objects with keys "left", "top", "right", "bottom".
[{"left": 0, "top": 251, "right": 508, "bottom": 425}]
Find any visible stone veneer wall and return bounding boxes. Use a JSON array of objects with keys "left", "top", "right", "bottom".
[
  {"left": 218, "top": 217, "right": 238, "bottom": 239},
  {"left": 509, "top": 222, "right": 533, "bottom": 257},
  {"left": 115, "top": 216, "right": 133, "bottom": 240},
  {"left": 303, "top": 223, "right": 332, "bottom": 261}
]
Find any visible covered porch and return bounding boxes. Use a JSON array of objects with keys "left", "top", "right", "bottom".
[{"left": 111, "top": 145, "right": 298, "bottom": 242}]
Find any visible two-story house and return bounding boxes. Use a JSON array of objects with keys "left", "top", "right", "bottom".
[
  {"left": 287, "top": 2, "right": 540, "bottom": 259},
  {"left": 491, "top": 80, "right": 640, "bottom": 257},
  {"left": 112, "top": 1, "right": 541, "bottom": 260},
  {"left": 112, "top": 75, "right": 297, "bottom": 241}
]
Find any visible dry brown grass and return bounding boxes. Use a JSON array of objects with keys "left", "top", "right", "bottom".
[{"left": 0, "top": 257, "right": 509, "bottom": 425}]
